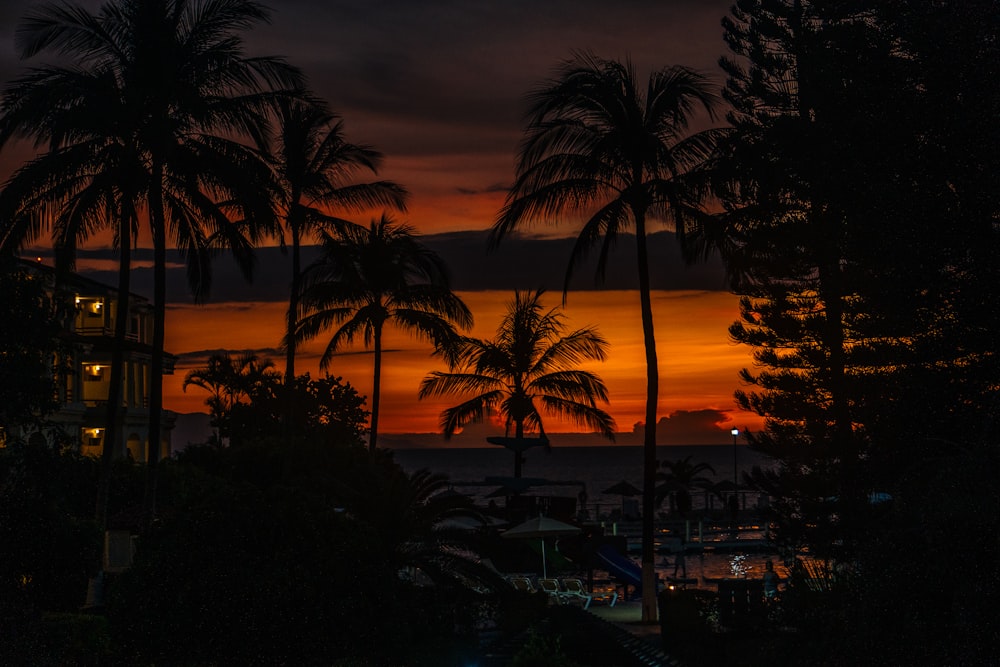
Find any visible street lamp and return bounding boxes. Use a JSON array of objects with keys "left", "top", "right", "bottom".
[{"left": 731, "top": 428, "right": 740, "bottom": 508}]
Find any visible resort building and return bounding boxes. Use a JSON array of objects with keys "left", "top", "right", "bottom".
[{"left": 7, "top": 258, "right": 176, "bottom": 460}]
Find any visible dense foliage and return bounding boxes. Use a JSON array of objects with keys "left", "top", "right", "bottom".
[
  {"left": 0, "top": 261, "right": 64, "bottom": 438},
  {"left": 108, "top": 442, "right": 504, "bottom": 665},
  {"left": 184, "top": 351, "right": 369, "bottom": 448},
  {"left": 718, "top": 1, "right": 1000, "bottom": 663}
]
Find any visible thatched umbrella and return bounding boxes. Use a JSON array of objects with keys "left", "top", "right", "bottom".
[{"left": 602, "top": 480, "right": 641, "bottom": 516}]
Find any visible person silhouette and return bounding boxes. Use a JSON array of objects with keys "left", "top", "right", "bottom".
[
  {"left": 763, "top": 558, "right": 779, "bottom": 601},
  {"left": 673, "top": 548, "right": 687, "bottom": 578}
]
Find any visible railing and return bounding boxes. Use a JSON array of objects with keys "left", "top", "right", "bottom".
[
  {"left": 75, "top": 325, "right": 140, "bottom": 341},
  {"left": 85, "top": 397, "right": 150, "bottom": 408}
]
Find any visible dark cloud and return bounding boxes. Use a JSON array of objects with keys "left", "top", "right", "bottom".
[
  {"left": 8, "top": 0, "right": 731, "bottom": 316},
  {"left": 250, "top": 0, "right": 732, "bottom": 155},
  {"left": 62, "top": 228, "right": 726, "bottom": 304},
  {"left": 456, "top": 184, "right": 509, "bottom": 196},
  {"left": 427, "top": 230, "right": 728, "bottom": 293},
  {"left": 173, "top": 347, "right": 282, "bottom": 370},
  {"left": 2, "top": 1, "right": 735, "bottom": 218}
]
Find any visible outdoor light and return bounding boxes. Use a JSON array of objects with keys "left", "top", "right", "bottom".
[{"left": 731, "top": 428, "right": 740, "bottom": 517}]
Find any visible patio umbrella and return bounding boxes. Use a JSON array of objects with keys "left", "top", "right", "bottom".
[
  {"left": 502, "top": 514, "right": 581, "bottom": 578},
  {"left": 602, "top": 480, "right": 641, "bottom": 515}
]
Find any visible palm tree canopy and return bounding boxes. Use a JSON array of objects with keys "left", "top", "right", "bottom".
[
  {"left": 491, "top": 52, "right": 724, "bottom": 619},
  {"left": 492, "top": 51, "right": 725, "bottom": 291},
  {"left": 264, "top": 95, "right": 409, "bottom": 385},
  {"left": 6, "top": 0, "right": 300, "bottom": 142},
  {"left": 0, "top": 0, "right": 305, "bottom": 532},
  {"left": 291, "top": 213, "right": 470, "bottom": 452},
  {"left": 183, "top": 351, "right": 280, "bottom": 412},
  {"left": 292, "top": 214, "right": 472, "bottom": 365},
  {"left": 655, "top": 455, "right": 717, "bottom": 505},
  {"left": 419, "top": 288, "right": 616, "bottom": 440},
  {"left": 0, "top": 0, "right": 303, "bottom": 299},
  {"left": 268, "top": 96, "right": 409, "bottom": 240}
]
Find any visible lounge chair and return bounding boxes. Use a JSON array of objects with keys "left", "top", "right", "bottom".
[
  {"left": 509, "top": 575, "right": 536, "bottom": 594},
  {"left": 559, "top": 578, "right": 594, "bottom": 609},
  {"left": 537, "top": 577, "right": 563, "bottom": 604}
]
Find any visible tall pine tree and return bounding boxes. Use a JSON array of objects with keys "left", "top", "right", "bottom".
[
  {"left": 718, "top": 2, "right": 1000, "bottom": 661},
  {"left": 718, "top": 0, "right": 896, "bottom": 556}
]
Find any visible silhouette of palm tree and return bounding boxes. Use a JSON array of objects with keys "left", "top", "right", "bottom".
[
  {"left": 264, "top": 96, "right": 408, "bottom": 387},
  {"left": 183, "top": 352, "right": 281, "bottom": 444},
  {"left": 0, "top": 87, "right": 146, "bottom": 532},
  {"left": 419, "top": 288, "right": 615, "bottom": 477},
  {"left": 293, "top": 214, "right": 472, "bottom": 450},
  {"left": 0, "top": 0, "right": 302, "bottom": 527},
  {"left": 492, "top": 52, "right": 723, "bottom": 620},
  {"left": 656, "top": 456, "right": 716, "bottom": 517}
]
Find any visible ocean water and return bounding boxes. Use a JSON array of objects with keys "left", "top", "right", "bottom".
[{"left": 393, "top": 444, "right": 783, "bottom": 585}]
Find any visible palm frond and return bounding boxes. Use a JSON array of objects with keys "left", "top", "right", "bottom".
[
  {"left": 537, "top": 395, "right": 616, "bottom": 440},
  {"left": 438, "top": 392, "right": 504, "bottom": 438},
  {"left": 418, "top": 372, "right": 505, "bottom": 400}
]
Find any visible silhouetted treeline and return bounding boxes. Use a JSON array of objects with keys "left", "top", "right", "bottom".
[{"left": 716, "top": 2, "right": 999, "bottom": 663}]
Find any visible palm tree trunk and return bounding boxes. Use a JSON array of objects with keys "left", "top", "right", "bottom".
[
  {"left": 635, "top": 209, "right": 660, "bottom": 624},
  {"left": 285, "top": 213, "right": 301, "bottom": 387},
  {"left": 143, "top": 162, "right": 166, "bottom": 530},
  {"left": 87, "top": 207, "right": 132, "bottom": 608},
  {"left": 284, "top": 216, "right": 301, "bottom": 440},
  {"left": 369, "top": 319, "right": 383, "bottom": 451},
  {"left": 95, "top": 209, "right": 131, "bottom": 528}
]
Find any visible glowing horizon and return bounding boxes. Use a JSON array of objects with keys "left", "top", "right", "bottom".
[{"left": 166, "top": 289, "right": 765, "bottom": 441}]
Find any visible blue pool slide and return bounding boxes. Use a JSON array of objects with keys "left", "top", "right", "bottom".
[{"left": 596, "top": 544, "right": 644, "bottom": 592}]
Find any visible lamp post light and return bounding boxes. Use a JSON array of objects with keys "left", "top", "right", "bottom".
[{"left": 731, "top": 428, "right": 740, "bottom": 509}]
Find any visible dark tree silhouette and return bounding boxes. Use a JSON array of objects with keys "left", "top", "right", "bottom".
[
  {"left": 493, "top": 53, "right": 723, "bottom": 620},
  {"left": 419, "top": 288, "right": 615, "bottom": 477},
  {"left": 264, "top": 96, "right": 408, "bottom": 387},
  {"left": 293, "top": 215, "right": 472, "bottom": 450},
  {"left": 0, "top": 0, "right": 302, "bottom": 530}
]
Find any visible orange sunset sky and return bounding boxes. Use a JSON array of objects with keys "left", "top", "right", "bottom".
[
  {"left": 161, "top": 289, "right": 763, "bottom": 445},
  {"left": 1, "top": 0, "right": 765, "bottom": 444}
]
